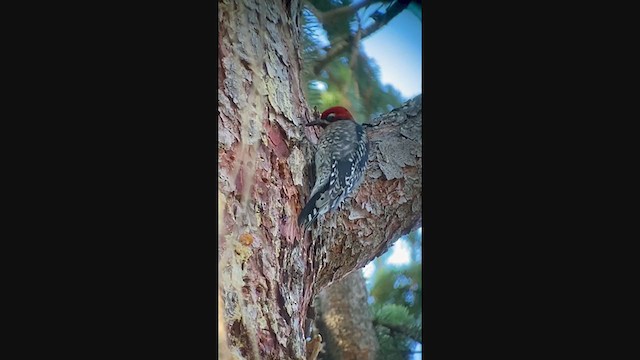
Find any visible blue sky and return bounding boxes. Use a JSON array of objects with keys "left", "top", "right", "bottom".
[
  {"left": 311, "top": 6, "right": 422, "bottom": 100},
  {"left": 360, "top": 9, "right": 422, "bottom": 100}
]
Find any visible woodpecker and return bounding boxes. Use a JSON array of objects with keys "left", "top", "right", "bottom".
[{"left": 298, "top": 106, "right": 369, "bottom": 231}]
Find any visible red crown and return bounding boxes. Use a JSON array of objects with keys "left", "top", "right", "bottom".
[{"left": 320, "top": 106, "right": 354, "bottom": 121}]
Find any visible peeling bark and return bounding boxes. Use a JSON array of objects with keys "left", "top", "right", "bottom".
[
  {"left": 218, "top": 1, "right": 422, "bottom": 359},
  {"left": 310, "top": 95, "right": 423, "bottom": 291},
  {"left": 316, "top": 271, "right": 379, "bottom": 360},
  {"left": 218, "top": 1, "right": 315, "bottom": 359}
]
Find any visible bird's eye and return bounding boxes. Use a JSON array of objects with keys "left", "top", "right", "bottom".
[{"left": 327, "top": 113, "right": 336, "bottom": 121}]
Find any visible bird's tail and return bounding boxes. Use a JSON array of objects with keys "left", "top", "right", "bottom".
[
  {"left": 298, "top": 192, "right": 321, "bottom": 231},
  {"left": 298, "top": 184, "right": 330, "bottom": 231}
]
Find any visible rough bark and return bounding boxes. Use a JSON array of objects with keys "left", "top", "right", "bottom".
[
  {"left": 219, "top": 1, "right": 316, "bottom": 359},
  {"left": 316, "top": 271, "right": 379, "bottom": 360},
  {"left": 218, "top": 1, "right": 422, "bottom": 359},
  {"left": 309, "top": 95, "right": 422, "bottom": 291}
]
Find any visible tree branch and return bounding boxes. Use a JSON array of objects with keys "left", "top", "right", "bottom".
[
  {"left": 304, "top": 0, "right": 380, "bottom": 23},
  {"left": 309, "top": 94, "right": 422, "bottom": 291},
  {"left": 313, "top": 0, "right": 411, "bottom": 75},
  {"left": 304, "top": 1, "right": 325, "bottom": 22},
  {"left": 323, "top": 0, "right": 380, "bottom": 20},
  {"left": 349, "top": 13, "right": 363, "bottom": 69},
  {"left": 316, "top": 272, "right": 379, "bottom": 359},
  {"left": 349, "top": 16, "right": 363, "bottom": 99}
]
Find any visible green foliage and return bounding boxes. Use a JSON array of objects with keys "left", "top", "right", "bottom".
[
  {"left": 353, "top": 52, "right": 404, "bottom": 118},
  {"left": 300, "top": 0, "right": 406, "bottom": 123},
  {"left": 308, "top": 0, "right": 355, "bottom": 44},
  {"left": 375, "top": 303, "right": 414, "bottom": 327},
  {"left": 370, "top": 262, "right": 421, "bottom": 318},
  {"left": 373, "top": 304, "right": 421, "bottom": 360},
  {"left": 301, "top": 9, "right": 324, "bottom": 103},
  {"left": 368, "top": 229, "right": 422, "bottom": 359}
]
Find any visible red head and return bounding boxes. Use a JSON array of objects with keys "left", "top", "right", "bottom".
[
  {"left": 307, "top": 106, "right": 354, "bottom": 128},
  {"left": 320, "top": 106, "right": 354, "bottom": 122}
]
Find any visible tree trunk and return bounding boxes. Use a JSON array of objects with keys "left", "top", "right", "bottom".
[
  {"left": 316, "top": 271, "right": 379, "bottom": 360},
  {"left": 218, "top": 1, "right": 422, "bottom": 359}
]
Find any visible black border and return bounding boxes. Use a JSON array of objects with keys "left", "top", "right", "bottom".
[{"left": 9, "top": 0, "right": 616, "bottom": 358}]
